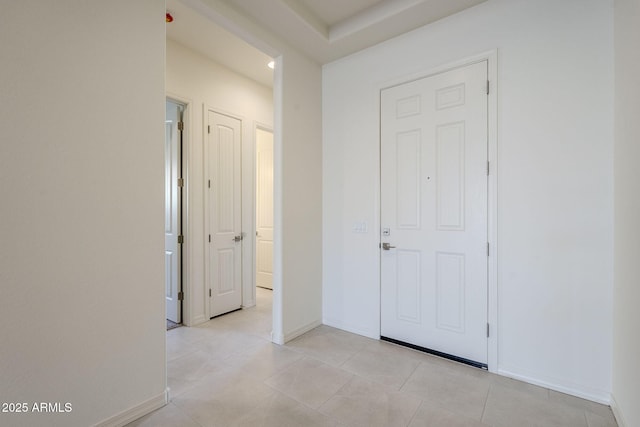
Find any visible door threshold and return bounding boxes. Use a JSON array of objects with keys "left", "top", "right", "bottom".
[
  {"left": 380, "top": 336, "right": 487, "bottom": 370},
  {"left": 166, "top": 319, "right": 182, "bottom": 331},
  {"left": 210, "top": 307, "right": 242, "bottom": 320}
]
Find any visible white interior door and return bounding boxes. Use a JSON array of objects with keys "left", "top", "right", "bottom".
[
  {"left": 208, "top": 111, "right": 242, "bottom": 317},
  {"left": 165, "top": 100, "right": 183, "bottom": 323},
  {"left": 380, "top": 61, "right": 489, "bottom": 366},
  {"left": 256, "top": 128, "right": 274, "bottom": 290}
]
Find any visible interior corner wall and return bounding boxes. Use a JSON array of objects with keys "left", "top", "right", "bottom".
[
  {"left": 165, "top": 39, "right": 274, "bottom": 324},
  {"left": 613, "top": 0, "right": 640, "bottom": 425},
  {"left": 0, "top": 1, "right": 166, "bottom": 426},
  {"left": 322, "top": 0, "right": 614, "bottom": 402}
]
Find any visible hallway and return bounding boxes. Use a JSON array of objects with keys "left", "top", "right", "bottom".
[{"left": 129, "top": 288, "right": 616, "bottom": 427}]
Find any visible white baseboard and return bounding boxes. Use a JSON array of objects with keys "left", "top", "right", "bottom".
[
  {"left": 497, "top": 368, "right": 610, "bottom": 405},
  {"left": 322, "top": 316, "right": 378, "bottom": 339},
  {"left": 283, "top": 319, "right": 322, "bottom": 343},
  {"left": 93, "top": 389, "right": 168, "bottom": 427},
  {"left": 190, "top": 314, "right": 207, "bottom": 326},
  {"left": 610, "top": 394, "right": 627, "bottom": 427},
  {"left": 271, "top": 330, "right": 285, "bottom": 345}
]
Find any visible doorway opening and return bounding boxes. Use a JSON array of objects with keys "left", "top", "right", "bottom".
[{"left": 165, "top": 0, "right": 279, "bottom": 337}]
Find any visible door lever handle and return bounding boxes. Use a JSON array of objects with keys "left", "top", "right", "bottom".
[
  {"left": 381, "top": 242, "right": 396, "bottom": 250},
  {"left": 233, "top": 235, "right": 243, "bottom": 242}
]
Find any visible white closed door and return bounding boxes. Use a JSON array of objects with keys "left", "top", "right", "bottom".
[
  {"left": 380, "top": 61, "right": 489, "bottom": 366},
  {"left": 165, "top": 100, "right": 182, "bottom": 323},
  {"left": 256, "top": 128, "right": 274, "bottom": 290},
  {"left": 208, "top": 111, "right": 242, "bottom": 318}
]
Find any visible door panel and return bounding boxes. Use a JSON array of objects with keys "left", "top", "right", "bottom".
[
  {"left": 165, "top": 100, "right": 182, "bottom": 323},
  {"left": 380, "top": 61, "right": 488, "bottom": 365},
  {"left": 256, "top": 128, "right": 274, "bottom": 290},
  {"left": 208, "top": 111, "right": 242, "bottom": 317}
]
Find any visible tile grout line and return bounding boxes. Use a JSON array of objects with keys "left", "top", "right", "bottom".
[
  {"left": 404, "top": 398, "right": 424, "bottom": 427},
  {"left": 337, "top": 344, "right": 362, "bottom": 368},
  {"left": 171, "top": 401, "right": 207, "bottom": 427},
  {"left": 480, "top": 383, "right": 491, "bottom": 424},
  {"left": 263, "top": 356, "right": 354, "bottom": 414},
  {"left": 397, "top": 360, "right": 422, "bottom": 392}
]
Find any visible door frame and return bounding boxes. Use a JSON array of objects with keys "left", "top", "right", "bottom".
[
  {"left": 252, "top": 122, "right": 274, "bottom": 299},
  {"left": 377, "top": 50, "right": 498, "bottom": 372},
  {"left": 166, "top": 94, "right": 191, "bottom": 325}
]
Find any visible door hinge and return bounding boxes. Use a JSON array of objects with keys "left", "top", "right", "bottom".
[
  {"left": 178, "top": 235, "right": 184, "bottom": 244},
  {"left": 208, "top": 179, "right": 211, "bottom": 189},
  {"left": 207, "top": 125, "right": 211, "bottom": 134},
  {"left": 178, "top": 178, "right": 184, "bottom": 188},
  {"left": 178, "top": 121, "right": 184, "bottom": 131},
  {"left": 178, "top": 291, "right": 184, "bottom": 301},
  {"left": 487, "top": 161, "right": 490, "bottom": 176},
  {"left": 487, "top": 323, "right": 490, "bottom": 337},
  {"left": 208, "top": 234, "right": 211, "bottom": 243},
  {"left": 487, "top": 242, "right": 490, "bottom": 256},
  {"left": 209, "top": 289, "right": 212, "bottom": 297},
  {"left": 486, "top": 80, "right": 490, "bottom": 95}
]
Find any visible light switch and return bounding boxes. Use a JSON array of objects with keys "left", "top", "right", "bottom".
[{"left": 352, "top": 221, "right": 368, "bottom": 233}]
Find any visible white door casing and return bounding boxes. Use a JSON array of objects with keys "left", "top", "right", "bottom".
[
  {"left": 380, "top": 61, "right": 489, "bottom": 365},
  {"left": 256, "top": 128, "right": 274, "bottom": 290},
  {"left": 165, "top": 100, "right": 183, "bottom": 323},
  {"left": 208, "top": 111, "right": 243, "bottom": 318}
]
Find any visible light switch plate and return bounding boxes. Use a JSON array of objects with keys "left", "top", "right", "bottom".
[{"left": 352, "top": 221, "right": 368, "bottom": 233}]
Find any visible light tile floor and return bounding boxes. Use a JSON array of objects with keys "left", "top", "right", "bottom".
[{"left": 128, "top": 288, "right": 617, "bottom": 427}]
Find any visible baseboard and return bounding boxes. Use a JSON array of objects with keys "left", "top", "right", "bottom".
[
  {"left": 610, "top": 393, "right": 627, "bottom": 427},
  {"left": 497, "top": 368, "right": 610, "bottom": 405},
  {"left": 322, "top": 316, "right": 378, "bottom": 339},
  {"left": 271, "top": 330, "right": 285, "bottom": 345},
  {"left": 190, "top": 314, "right": 207, "bottom": 326},
  {"left": 93, "top": 389, "right": 168, "bottom": 427},
  {"left": 283, "top": 319, "right": 322, "bottom": 343}
]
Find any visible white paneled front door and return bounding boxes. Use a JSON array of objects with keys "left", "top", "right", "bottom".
[
  {"left": 165, "top": 100, "right": 183, "bottom": 323},
  {"left": 380, "top": 61, "right": 489, "bottom": 366},
  {"left": 256, "top": 128, "right": 274, "bottom": 290},
  {"left": 208, "top": 111, "right": 242, "bottom": 318}
]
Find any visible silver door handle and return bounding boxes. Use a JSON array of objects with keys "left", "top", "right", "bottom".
[{"left": 382, "top": 242, "right": 396, "bottom": 250}]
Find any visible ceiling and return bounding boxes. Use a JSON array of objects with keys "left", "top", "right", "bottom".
[
  {"left": 166, "top": 0, "right": 487, "bottom": 88},
  {"left": 166, "top": 0, "right": 275, "bottom": 87},
  {"left": 220, "top": 0, "right": 487, "bottom": 63}
]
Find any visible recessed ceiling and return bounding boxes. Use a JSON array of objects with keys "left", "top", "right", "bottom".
[
  {"left": 221, "top": 0, "right": 488, "bottom": 63},
  {"left": 166, "top": 0, "right": 488, "bottom": 87},
  {"left": 297, "top": 0, "right": 385, "bottom": 27}
]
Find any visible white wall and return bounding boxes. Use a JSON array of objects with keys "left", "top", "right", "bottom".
[
  {"left": 166, "top": 39, "right": 274, "bottom": 325},
  {"left": 323, "top": 0, "right": 614, "bottom": 402},
  {"left": 613, "top": 0, "right": 640, "bottom": 425},
  {"left": 0, "top": 2, "right": 166, "bottom": 426}
]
